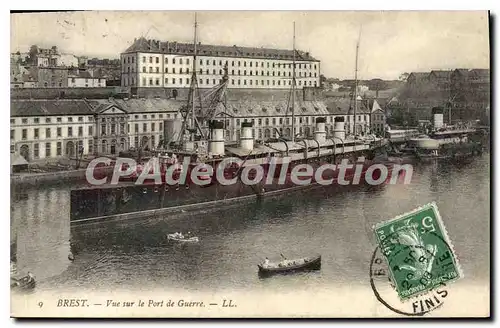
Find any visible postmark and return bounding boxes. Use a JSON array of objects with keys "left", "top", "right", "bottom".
[{"left": 373, "top": 202, "right": 463, "bottom": 301}]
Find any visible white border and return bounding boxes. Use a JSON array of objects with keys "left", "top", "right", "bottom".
[{"left": 4, "top": 2, "right": 496, "bottom": 326}]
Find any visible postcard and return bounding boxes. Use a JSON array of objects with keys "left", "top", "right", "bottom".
[{"left": 10, "top": 10, "right": 490, "bottom": 318}]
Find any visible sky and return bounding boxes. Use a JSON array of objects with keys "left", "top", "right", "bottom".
[{"left": 10, "top": 11, "right": 490, "bottom": 80}]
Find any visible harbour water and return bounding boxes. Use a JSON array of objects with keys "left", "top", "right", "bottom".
[{"left": 11, "top": 154, "right": 490, "bottom": 302}]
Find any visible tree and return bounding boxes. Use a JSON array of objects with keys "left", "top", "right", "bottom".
[
  {"left": 319, "top": 74, "right": 326, "bottom": 88},
  {"left": 368, "top": 79, "right": 388, "bottom": 98},
  {"left": 399, "top": 72, "right": 410, "bottom": 82}
]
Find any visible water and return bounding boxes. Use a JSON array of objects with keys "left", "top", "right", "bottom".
[{"left": 11, "top": 154, "right": 490, "bottom": 296}]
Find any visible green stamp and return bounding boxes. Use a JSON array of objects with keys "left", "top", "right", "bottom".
[{"left": 373, "top": 202, "right": 463, "bottom": 301}]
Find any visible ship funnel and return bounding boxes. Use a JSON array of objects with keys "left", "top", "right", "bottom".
[
  {"left": 432, "top": 107, "right": 444, "bottom": 129},
  {"left": 333, "top": 116, "right": 346, "bottom": 139},
  {"left": 314, "top": 117, "right": 327, "bottom": 143},
  {"left": 208, "top": 120, "right": 225, "bottom": 156},
  {"left": 240, "top": 122, "right": 254, "bottom": 151}
]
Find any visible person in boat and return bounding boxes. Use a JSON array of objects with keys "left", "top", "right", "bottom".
[{"left": 263, "top": 257, "right": 270, "bottom": 268}]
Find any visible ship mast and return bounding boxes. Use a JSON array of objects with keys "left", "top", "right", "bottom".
[
  {"left": 353, "top": 28, "right": 361, "bottom": 137},
  {"left": 291, "top": 21, "right": 296, "bottom": 142},
  {"left": 191, "top": 13, "right": 198, "bottom": 142},
  {"left": 176, "top": 12, "right": 205, "bottom": 148}
]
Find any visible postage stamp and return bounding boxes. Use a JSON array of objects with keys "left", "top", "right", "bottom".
[{"left": 373, "top": 202, "right": 463, "bottom": 301}]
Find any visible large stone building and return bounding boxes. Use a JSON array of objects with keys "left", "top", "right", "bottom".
[
  {"left": 10, "top": 46, "right": 107, "bottom": 88},
  {"left": 10, "top": 100, "right": 96, "bottom": 161},
  {"left": 10, "top": 94, "right": 373, "bottom": 162},
  {"left": 120, "top": 38, "right": 321, "bottom": 89},
  {"left": 10, "top": 98, "right": 181, "bottom": 161}
]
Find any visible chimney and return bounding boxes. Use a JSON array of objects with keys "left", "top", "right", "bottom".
[
  {"left": 314, "top": 117, "right": 327, "bottom": 143},
  {"left": 333, "top": 116, "right": 346, "bottom": 140},
  {"left": 240, "top": 122, "right": 254, "bottom": 151},
  {"left": 208, "top": 120, "right": 225, "bottom": 156},
  {"left": 432, "top": 107, "right": 444, "bottom": 129}
]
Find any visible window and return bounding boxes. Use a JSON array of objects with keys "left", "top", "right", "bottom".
[
  {"left": 22, "top": 129, "right": 27, "bottom": 140},
  {"left": 149, "top": 56, "right": 152, "bottom": 63},
  {"left": 120, "top": 123, "right": 125, "bottom": 134},
  {"left": 149, "top": 78, "right": 153, "bottom": 85},
  {"left": 155, "top": 57, "right": 159, "bottom": 64},
  {"left": 173, "top": 78, "right": 176, "bottom": 85},
  {"left": 45, "top": 128, "right": 51, "bottom": 138},
  {"left": 34, "top": 128, "right": 39, "bottom": 139},
  {"left": 186, "top": 78, "right": 190, "bottom": 84},
  {"left": 143, "top": 56, "right": 146, "bottom": 63},
  {"left": 56, "top": 142, "right": 62, "bottom": 155},
  {"left": 111, "top": 124, "right": 116, "bottom": 134},
  {"left": 143, "top": 123, "right": 147, "bottom": 132},
  {"left": 213, "top": 60, "right": 216, "bottom": 65},
  {"left": 187, "top": 59, "right": 190, "bottom": 65},
  {"left": 34, "top": 143, "right": 39, "bottom": 159},
  {"left": 152, "top": 123, "right": 155, "bottom": 132},
  {"left": 272, "top": 118, "right": 276, "bottom": 125},
  {"left": 265, "top": 118, "right": 269, "bottom": 125},
  {"left": 156, "top": 67, "right": 159, "bottom": 73},
  {"left": 155, "top": 78, "right": 160, "bottom": 85},
  {"left": 135, "top": 123, "right": 139, "bottom": 132},
  {"left": 149, "top": 67, "right": 152, "bottom": 73},
  {"left": 68, "top": 117, "right": 73, "bottom": 123},
  {"left": 165, "top": 78, "right": 168, "bottom": 84},
  {"left": 142, "top": 67, "right": 146, "bottom": 73},
  {"left": 206, "top": 79, "right": 209, "bottom": 84},
  {"left": 236, "top": 119, "right": 240, "bottom": 126},
  {"left": 180, "top": 68, "right": 183, "bottom": 74},
  {"left": 67, "top": 127, "right": 72, "bottom": 137},
  {"left": 89, "top": 126, "right": 93, "bottom": 135},
  {"left": 10, "top": 129, "right": 14, "bottom": 140},
  {"left": 45, "top": 143, "right": 51, "bottom": 157},
  {"left": 78, "top": 126, "right": 83, "bottom": 136},
  {"left": 34, "top": 117, "right": 40, "bottom": 124},
  {"left": 172, "top": 68, "right": 176, "bottom": 74},
  {"left": 22, "top": 118, "right": 28, "bottom": 124},
  {"left": 142, "top": 78, "right": 146, "bottom": 86},
  {"left": 159, "top": 122, "right": 163, "bottom": 131}
]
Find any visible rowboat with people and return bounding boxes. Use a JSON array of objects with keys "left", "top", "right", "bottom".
[
  {"left": 11, "top": 272, "right": 36, "bottom": 291},
  {"left": 167, "top": 232, "right": 199, "bottom": 243},
  {"left": 258, "top": 254, "right": 321, "bottom": 277}
]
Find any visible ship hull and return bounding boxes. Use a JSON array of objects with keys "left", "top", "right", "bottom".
[{"left": 70, "top": 157, "right": 399, "bottom": 226}]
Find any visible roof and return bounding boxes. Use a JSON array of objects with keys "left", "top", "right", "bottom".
[
  {"left": 86, "top": 98, "right": 184, "bottom": 113},
  {"left": 407, "top": 72, "right": 429, "bottom": 81},
  {"left": 453, "top": 68, "right": 490, "bottom": 78},
  {"left": 429, "top": 70, "right": 452, "bottom": 79},
  {"left": 11, "top": 99, "right": 95, "bottom": 117},
  {"left": 324, "top": 98, "right": 370, "bottom": 115},
  {"left": 68, "top": 70, "right": 103, "bottom": 79},
  {"left": 123, "top": 37, "right": 319, "bottom": 62},
  {"left": 222, "top": 99, "right": 330, "bottom": 117}
]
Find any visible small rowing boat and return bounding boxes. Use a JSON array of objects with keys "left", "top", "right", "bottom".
[
  {"left": 167, "top": 232, "right": 199, "bottom": 243},
  {"left": 258, "top": 255, "right": 321, "bottom": 277},
  {"left": 11, "top": 273, "right": 36, "bottom": 291}
]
